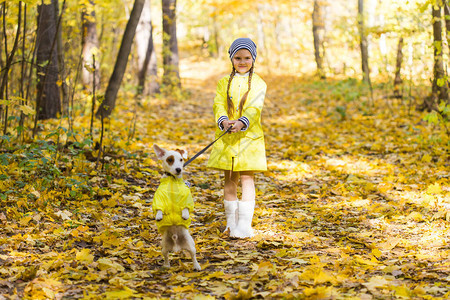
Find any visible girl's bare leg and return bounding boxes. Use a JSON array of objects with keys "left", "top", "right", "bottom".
[
  {"left": 240, "top": 171, "right": 255, "bottom": 202},
  {"left": 224, "top": 170, "right": 240, "bottom": 201}
]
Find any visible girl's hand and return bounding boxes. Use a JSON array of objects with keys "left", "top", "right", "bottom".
[
  {"left": 222, "top": 120, "right": 233, "bottom": 132},
  {"left": 221, "top": 120, "right": 244, "bottom": 133},
  {"left": 228, "top": 120, "right": 244, "bottom": 133}
]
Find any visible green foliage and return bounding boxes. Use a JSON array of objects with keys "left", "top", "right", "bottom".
[
  {"left": 423, "top": 101, "right": 450, "bottom": 142},
  {"left": 335, "top": 105, "right": 347, "bottom": 120},
  {"left": 437, "top": 77, "right": 447, "bottom": 87}
]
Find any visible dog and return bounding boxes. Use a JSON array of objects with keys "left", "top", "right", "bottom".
[{"left": 152, "top": 144, "right": 201, "bottom": 271}]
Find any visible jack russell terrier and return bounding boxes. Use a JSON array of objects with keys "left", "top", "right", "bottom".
[{"left": 152, "top": 144, "right": 201, "bottom": 271}]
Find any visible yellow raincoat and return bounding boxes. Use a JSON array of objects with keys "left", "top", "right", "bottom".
[
  {"left": 207, "top": 73, "right": 267, "bottom": 171},
  {"left": 152, "top": 176, "right": 194, "bottom": 233}
]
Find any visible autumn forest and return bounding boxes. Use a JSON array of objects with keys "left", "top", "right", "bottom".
[{"left": 0, "top": 0, "right": 449, "bottom": 299}]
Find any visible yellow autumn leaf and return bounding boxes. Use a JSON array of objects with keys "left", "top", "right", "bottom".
[
  {"left": 421, "top": 153, "right": 432, "bottom": 162},
  {"left": 377, "top": 182, "right": 392, "bottom": 193},
  {"left": 392, "top": 285, "right": 412, "bottom": 298},
  {"left": 427, "top": 183, "right": 442, "bottom": 194},
  {"left": 299, "top": 267, "right": 335, "bottom": 284},
  {"left": 104, "top": 286, "right": 138, "bottom": 298},
  {"left": 371, "top": 248, "right": 382, "bottom": 259},
  {"left": 314, "top": 270, "right": 335, "bottom": 284},
  {"left": 55, "top": 210, "right": 72, "bottom": 221},
  {"left": 253, "top": 261, "right": 276, "bottom": 277},
  {"left": 109, "top": 276, "right": 128, "bottom": 288},
  {"left": 407, "top": 211, "right": 425, "bottom": 222},
  {"left": 355, "top": 256, "right": 379, "bottom": 266},
  {"left": 193, "top": 295, "right": 216, "bottom": 300},
  {"left": 363, "top": 276, "right": 390, "bottom": 291},
  {"left": 19, "top": 105, "right": 35, "bottom": 115},
  {"left": 227, "top": 285, "right": 253, "bottom": 300},
  {"left": 24, "top": 278, "right": 63, "bottom": 299},
  {"left": 378, "top": 238, "right": 401, "bottom": 250},
  {"left": 173, "top": 284, "right": 197, "bottom": 293},
  {"left": 102, "top": 196, "right": 118, "bottom": 207},
  {"left": 303, "top": 286, "right": 333, "bottom": 298},
  {"left": 19, "top": 215, "right": 33, "bottom": 226},
  {"left": 76, "top": 249, "right": 94, "bottom": 264},
  {"left": 97, "top": 258, "right": 125, "bottom": 272}
]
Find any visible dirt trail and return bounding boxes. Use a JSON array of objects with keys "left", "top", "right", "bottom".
[
  {"left": 143, "top": 58, "right": 450, "bottom": 298},
  {"left": 0, "top": 58, "right": 448, "bottom": 299}
]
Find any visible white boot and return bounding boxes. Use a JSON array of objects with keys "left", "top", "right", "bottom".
[
  {"left": 224, "top": 200, "right": 238, "bottom": 234},
  {"left": 232, "top": 201, "right": 255, "bottom": 238}
]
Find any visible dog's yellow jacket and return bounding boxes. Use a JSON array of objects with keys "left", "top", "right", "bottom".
[
  {"left": 207, "top": 72, "right": 267, "bottom": 171},
  {"left": 152, "top": 176, "right": 194, "bottom": 233}
]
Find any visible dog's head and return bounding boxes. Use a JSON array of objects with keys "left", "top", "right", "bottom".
[{"left": 153, "top": 144, "right": 187, "bottom": 178}]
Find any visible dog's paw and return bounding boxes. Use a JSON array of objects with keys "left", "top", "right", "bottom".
[
  {"left": 193, "top": 262, "right": 201, "bottom": 271},
  {"left": 181, "top": 208, "right": 189, "bottom": 220},
  {"left": 155, "top": 210, "right": 163, "bottom": 221}
]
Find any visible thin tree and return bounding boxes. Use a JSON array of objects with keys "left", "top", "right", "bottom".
[
  {"left": 393, "top": 37, "right": 404, "bottom": 99},
  {"left": 256, "top": 4, "right": 266, "bottom": 60},
  {"left": 312, "top": 0, "right": 326, "bottom": 79},
  {"left": 357, "top": 0, "right": 374, "bottom": 107},
  {"left": 81, "top": 0, "right": 100, "bottom": 91},
  {"left": 358, "top": 0, "right": 370, "bottom": 84},
  {"left": 96, "top": 0, "right": 145, "bottom": 118},
  {"left": 162, "top": 0, "right": 180, "bottom": 89},
  {"left": 136, "top": 0, "right": 159, "bottom": 96},
  {"left": 1, "top": 1, "right": 22, "bottom": 135},
  {"left": 35, "top": 0, "right": 61, "bottom": 121},
  {"left": 211, "top": 15, "right": 219, "bottom": 58},
  {"left": 55, "top": 0, "right": 69, "bottom": 114},
  {"left": 444, "top": 1, "right": 450, "bottom": 52},
  {"left": 443, "top": 0, "right": 450, "bottom": 98},
  {"left": 0, "top": 3, "right": 4, "bottom": 76},
  {"left": 424, "top": 1, "right": 449, "bottom": 110}
]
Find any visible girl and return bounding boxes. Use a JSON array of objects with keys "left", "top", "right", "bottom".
[{"left": 207, "top": 38, "right": 267, "bottom": 238}]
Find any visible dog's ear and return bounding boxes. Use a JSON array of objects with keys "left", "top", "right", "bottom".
[
  {"left": 176, "top": 149, "right": 188, "bottom": 160},
  {"left": 153, "top": 144, "right": 166, "bottom": 160}
]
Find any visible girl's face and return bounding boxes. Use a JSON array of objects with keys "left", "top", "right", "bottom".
[{"left": 232, "top": 49, "right": 253, "bottom": 74}]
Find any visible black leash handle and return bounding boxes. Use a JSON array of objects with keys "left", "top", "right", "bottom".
[{"left": 184, "top": 125, "right": 232, "bottom": 167}]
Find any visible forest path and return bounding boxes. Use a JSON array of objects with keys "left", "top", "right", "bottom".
[
  {"left": 139, "top": 58, "right": 450, "bottom": 298},
  {"left": 0, "top": 58, "right": 448, "bottom": 299}
]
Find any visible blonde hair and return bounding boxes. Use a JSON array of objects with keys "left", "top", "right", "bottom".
[{"left": 226, "top": 65, "right": 254, "bottom": 118}]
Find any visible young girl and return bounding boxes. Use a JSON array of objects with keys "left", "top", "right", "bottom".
[{"left": 207, "top": 38, "right": 267, "bottom": 238}]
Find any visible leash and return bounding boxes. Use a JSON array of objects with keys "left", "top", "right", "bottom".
[{"left": 184, "top": 125, "right": 232, "bottom": 167}]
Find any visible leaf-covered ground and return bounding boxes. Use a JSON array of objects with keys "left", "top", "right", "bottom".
[{"left": 0, "top": 58, "right": 449, "bottom": 299}]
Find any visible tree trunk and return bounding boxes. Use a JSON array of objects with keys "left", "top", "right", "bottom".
[
  {"left": 393, "top": 37, "right": 403, "bottom": 99},
  {"left": 357, "top": 0, "right": 375, "bottom": 107},
  {"left": 0, "top": 3, "right": 3, "bottom": 73},
  {"left": 312, "top": 0, "right": 326, "bottom": 79},
  {"left": 358, "top": 0, "right": 370, "bottom": 83},
  {"left": 444, "top": 1, "right": 450, "bottom": 51},
  {"left": 212, "top": 15, "right": 219, "bottom": 58},
  {"left": 136, "top": 0, "right": 159, "bottom": 96},
  {"left": 55, "top": 0, "right": 69, "bottom": 115},
  {"left": 96, "top": 0, "right": 145, "bottom": 119},
  {"left": 81, "top": 0, "right": 100, "bottom": 91},
  {"left": 443, "top": 0, "right": 450, "bottom": 94},
  {"left": 35, "top": 0, "right": 61, "bottom": 120},
  {"left": 256, "top": 4, "right": 266, "bottom": 59},
  {"left": 1, "top": 1, "right": 21, "bottom": 133},
  {"left": 425, "top": 2, "right": 449, "bottom": 110},
  {"left": 162, "top": 0, "right": 180, "bottom": 88}
]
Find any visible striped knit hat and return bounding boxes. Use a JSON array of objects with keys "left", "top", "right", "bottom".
[{"left": 228, "top": 38, "right": 257, "bottom": 62}]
